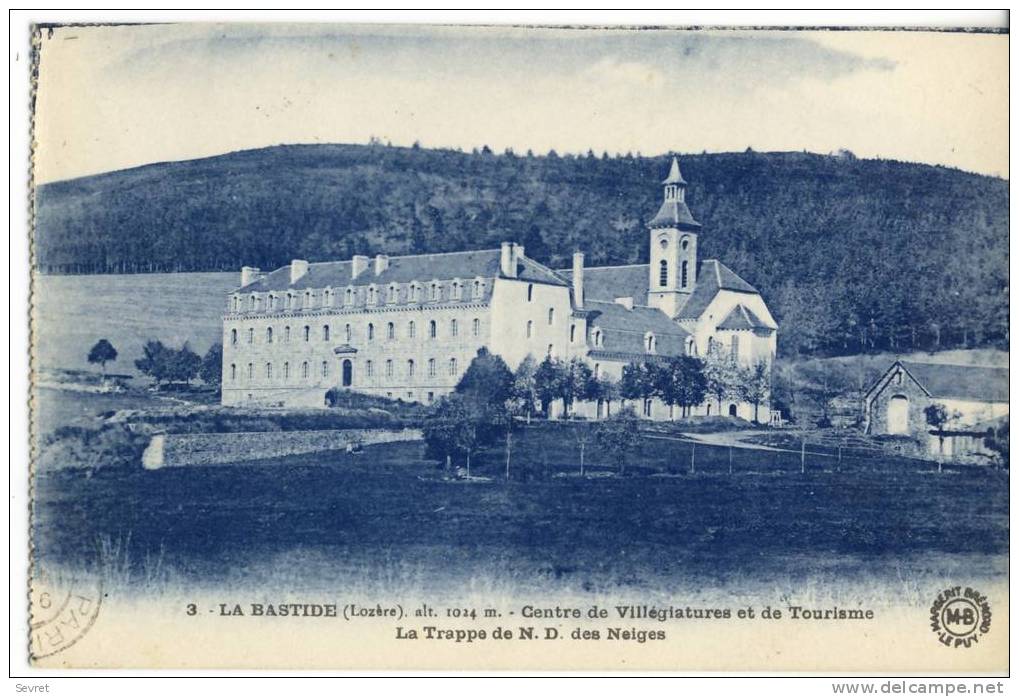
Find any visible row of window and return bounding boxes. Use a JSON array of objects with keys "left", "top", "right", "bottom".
[
  {"left": 231, "top": 279, "right": 488, "bottom": 313},
  {"left": 657, "top": 260, "right": 690, "bottom": 288},
  {"left": 228, "top": 357, "right": 460, "bottom": 382},
  {"left": 229, "top": 318, "right": 483, "bottom": 346}
]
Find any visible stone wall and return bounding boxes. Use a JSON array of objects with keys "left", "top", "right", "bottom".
[{"left": 142, "top": 428, "right": 422, "bottom": 469}]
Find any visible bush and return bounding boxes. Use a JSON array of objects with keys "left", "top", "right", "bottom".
[{"left": 39, "top": 424, "right": 149, "bottom": 472}]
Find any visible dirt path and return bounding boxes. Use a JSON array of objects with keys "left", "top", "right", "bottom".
[{"left": 673, "top": 429, "right": 790, "bottom": 453}]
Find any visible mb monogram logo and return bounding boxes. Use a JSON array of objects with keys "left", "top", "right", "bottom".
[{"left": 929, "top": 587, "right": 992, "bottom": 648}]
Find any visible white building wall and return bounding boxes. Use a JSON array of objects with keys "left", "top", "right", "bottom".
[{"left": 489, "top": 278, "right": 574, "bottom": 371}]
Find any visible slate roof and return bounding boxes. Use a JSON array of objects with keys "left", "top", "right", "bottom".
[
  {"left": 648, "top": 199, "right": 701, "bottom": 229},
  {"left": 557, "top": 264, "right": 651, "bottom": 304},
  {"left": 716, "top": 304, "right": 770, "bottom": 331},
  {"left": 899, "top": 361, "right": 1009, "bottom": 403},
  {"left": 237, "top": 248, "right": 566, "bottom": 293},
  {"left": 584, "top": 300, "right": 689, "bottom": 358},
  {"left": 675, "top": 260, "right": 762, "bottom": 321}
]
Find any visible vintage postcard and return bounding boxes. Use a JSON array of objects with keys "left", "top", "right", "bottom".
[{"left": 26, "top": 21, "right": 1008, "bottom": 671}]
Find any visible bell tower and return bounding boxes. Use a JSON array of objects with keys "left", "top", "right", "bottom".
[{"left": 647, "top": 156, "right": 701, "bottom": 317}]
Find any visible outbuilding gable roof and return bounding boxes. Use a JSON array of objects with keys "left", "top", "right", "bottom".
[
  {"left": 898, "top": 361, "right": 1009, "bottom": 403},
  {"left": 675, "top": 260, "right": 760, "bottom": 320}
]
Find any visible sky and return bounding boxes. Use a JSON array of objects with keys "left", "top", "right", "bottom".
[{"left": 33, "top": 23, "right": 1009, "bottom": 183}]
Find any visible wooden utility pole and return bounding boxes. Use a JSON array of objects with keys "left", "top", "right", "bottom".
[
  {"left": 728, "top": 445, "right": 733, "bottom": 475},
  {"left": 800, "top": 439, "right": 806, "bottom": 474},
  {"left": 690, "top": 444, "right": 695, "bottom": 474}
]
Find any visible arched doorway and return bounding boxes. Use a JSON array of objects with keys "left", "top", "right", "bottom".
[
  {"left": 342, "top": 359, "right": 353, "bottom": 387},
  {"left": 728, "top": 404, "right": 738, "bottom": 417},
  {"left": 887, "top": 395, "right": 909, "bottom": 434}
]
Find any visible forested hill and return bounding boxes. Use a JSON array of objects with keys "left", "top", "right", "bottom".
[{"left": 35, "top": 144, "right": 1008, "bottom": 356}]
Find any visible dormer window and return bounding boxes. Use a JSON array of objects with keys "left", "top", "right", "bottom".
[
  {"left": 452, "top": 281, "right": 462, "bottom": 300},
  {"left": 250, "top": 294, "right": 258, "bottom": 311},
  {"left": 304, "top": 290, "right": 313, "bottom": 308},
  {"left": 388, "top": 284, "right": 398, "bottom": 303},
  {"left": 323, "top": 289, "right": 332, "bottom": 307},
  {"left": 286, "top": 293, "right": 294, "bottom": 309},
  {"left": 645, "top": 332, "right": 657, "bottom": 354},
  {"left": 430, "top": 282, "right": 439, "bottom": 301},
  {"left": 345, "top": 288, "right": 354, "bottom": 305},
  {"left": 473, "top": 280, "right": 482, "bottom": 299},
  {"left": 410, "top": 283, "right": 420, "bottom": 302},
  {"left": 368, "top": 286, "right": 377, "bottom": 304}
]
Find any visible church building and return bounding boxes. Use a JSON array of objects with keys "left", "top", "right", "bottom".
[{"left": 221, "top": 157, "right": 778, "bottom": 420}]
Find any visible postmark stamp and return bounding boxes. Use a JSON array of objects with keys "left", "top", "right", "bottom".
[{"left": 29, "top": 566, "right": 103, "bottom": 660}]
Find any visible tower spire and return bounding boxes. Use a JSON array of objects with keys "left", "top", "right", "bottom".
[
  {"left": 662, "top": 155, "right": 687, "bottom": 186},
  {"left": 649, "top": 155, "right": 700, "bottom": 230}
]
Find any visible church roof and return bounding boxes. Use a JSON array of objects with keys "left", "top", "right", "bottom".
[
  {"left": 675, "top": 260, "right": 761, "bottom": 321},
  {"left": 662, "top": 156, "right": 688, "bottom": 185},
  {"left": 898, "top": 361, "right": 1009, "bottom": 403},
  {"left": 717, "top": 304, "right": 770, "bottom": 331},
  {"left": 648, "top": 198, "right": 701, "bottom": 229},
  {"left": 557, "top": 264, "right": 650, "bottom": 304},
  {"left": 237, "top": 248, "right": 567, "bottom": 292},
  {"left": 584, "top": 300, "right": 689, "bottom": 358}
]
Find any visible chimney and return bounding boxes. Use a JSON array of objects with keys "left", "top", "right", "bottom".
[
  {"left": 500, "top": 242, "right": 516, "bottom": 278},
  {"left": 240, "top": 266, "right": 260, "bottom": 287},
  {"left": 614, "top": 296, "right": 634, "bottom": 311},
  {"left": 374, "top": 254, "right": 389, "bottom": 275},
  {"left": 351, "top": 255, "right": 369, "bottom": 278},
  {"left": 289, "top": 260, "right": 309, "bottom": 284},
  {"left": 572, "top": 251, "right": 584, "bottom": 309}
]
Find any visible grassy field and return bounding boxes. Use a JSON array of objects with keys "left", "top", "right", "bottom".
[
  {"left": 33, "top": 422, "right": 1009, "bottom": 597},
  {"left": 33, "top": 272, "right": 235, "bottom": 376}
]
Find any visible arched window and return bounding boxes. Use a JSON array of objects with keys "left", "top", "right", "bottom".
[
  {"left": 452, "top": 282, "right": 461, "bottom": 300},
  {"left": 681, "top": 260, "right": 689, "bottom": 287},
  {"left": 247, "top": 328, "right": 254, "bottom": 344},
  {"left": 286, "top": 293, "right": 294, "bottom": 309},
  {"left": 407, "top": 320, "right": 416, "bottom": 338},
  {"left": 548, "top": 308, "right": 555, "bottom": 325},
  {"left": 345, "top": 323, "right": 351, "bottom": 342},
  {"left": 387, "top": 322, "right": 395, "bottom": 340},
  {"left": 365, "top": 360, "right": 374, "bottom": 377},
  {"left": 593, "top": 363, "right": 600, "bottom": 378},
  {"left": 388, "top": 285, "right": 398, "bottom": 303},
  {"left": 284, "top": 362, "right": 290, "bottom": 379},
  {"left": 645, "top": 333, "right": 656, "bottom": 353},
  {"left": 368, "top": 287, "right": 376, "bottom": 304},
  {"left": 429, "top": 320, "right": 437, "bottom": 339},
  {"left": 323, "top": 289, "right": 331, "bottom": 307},
  {"left": 250, "top": 294, "right": 258, "bottom": 311},
  {"left": 385, "top": 359, "right": 393, "bottom": 377},
  {"left": 547, "top": 344, "right": 554, "bottom": 357},
  {"left": 323, "top": 325, "right": 330, "bottom": 342},
  {"left": 449, "top": 358, "right": 458, "bottom": 375},
  {"left": 686, "top": 338, "right": 696, "bottom": 356},
  {"left": 303, "top": 325, "right": 310, "bottom": 342},
  {"left": 301, "top": 361, "right": 309, "bottom": 379},
  {"left": 265, "top": 363, "right": 273, "bottom": 379},
  {"left": 527, "top": 284, "right": 534, "bottom": 302},
  {"left": 247, "top": 363, "right": 253, "bottom": 379},
  {"left": 367, "top": 323, "right": 375, "bottom": 341},
  {"left": 284, "top": 326, "right": 291, "bottom": 343},
  {"left": 230, "top": 329, "right": 237, "bottom": 345},
  {"left": 345, "top": 288, "right": 353, "bottom": 305},
  {"left": 659, "top": 260, "right": 668, "bottom": 287},
  {"left": 526, "top": 320, "right": 533, "bottom": 338},
  {"left": 304, "top": 290, "right": 313, "bottom": 308},
  {"left": 570, "top": 324, "right": 576, "bottom": 342},
  {"left": 472, "top": 318, "right": 480, "bottom": 336},
  {"left": 473, "top": 280, "right": 482, "bottom": 298},
  {"left": 428, "top": 358, "right": 436, "bottom": 377},
  {"left": 593, "top": 329, "right": 602, "bottom": 347},
  {"left": 322, "top": 361, "right": 329, "bottom": 378},
  {"left": 430, "top": 283, "right": 438, "bottom": 301},
  {"left": 407, "top": 359, "right": 415, "bottom": 378},
  {"left": 266, "top": 327, "right": 273, "bottom": 343},
  {"left": 341, "top": 360, "right": 352, "bottom": 386},
  {"left": 230, "top": 364, "right": 236, "bottom": 381},
  {"left": 450, "top": 319, "right": 458, "bottom": 337}
]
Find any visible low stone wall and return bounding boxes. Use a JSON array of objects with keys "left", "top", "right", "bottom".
[{"left": 142, "top": 428, "right": 422, "bottom": 469}]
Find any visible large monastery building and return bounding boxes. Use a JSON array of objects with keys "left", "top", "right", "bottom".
[{"left": 222, "top": 157, "right": 778, "bottom": 420}]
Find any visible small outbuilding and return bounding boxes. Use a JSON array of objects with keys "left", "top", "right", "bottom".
[{"left": 863, "top": 360, "right": 1008, "bottom": 457}]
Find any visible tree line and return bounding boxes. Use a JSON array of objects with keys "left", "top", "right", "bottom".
[
  {"left": 38, "top": 143, "right": 1008, "bottom": 358},
  {"left": 423, "top": 346, "right": 771, "bottom": 476},
  {"left": 86, "top": 338, "right": 223, "bottom": 388}
]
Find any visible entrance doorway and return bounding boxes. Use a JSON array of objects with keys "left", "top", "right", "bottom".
[
  {"left": 887, "top": 395, "right": 909, "bottom": 434},
  {"left": 342, "top": 359, "right": 353, "bottom": 387}
]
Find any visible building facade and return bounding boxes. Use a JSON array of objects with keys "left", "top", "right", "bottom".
[{"left": 222, "top": 157, "right": 778, "bottom": 419}]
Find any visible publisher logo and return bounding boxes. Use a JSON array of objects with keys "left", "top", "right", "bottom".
[{"left": 929, "top": 587, "right": 991, "bottom": 648}]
